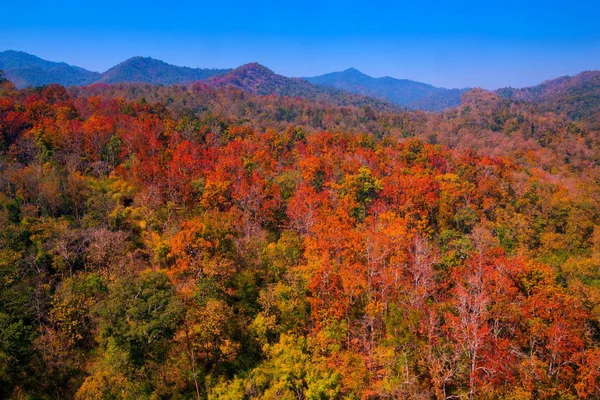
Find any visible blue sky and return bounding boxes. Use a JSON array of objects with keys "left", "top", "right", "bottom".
[{"left": 1, "top": 0, "right": 599, "bottom": 89}]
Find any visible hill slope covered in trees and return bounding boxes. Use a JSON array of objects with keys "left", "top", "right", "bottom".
[
  {"left": 202, "top": 63, "right": 402, "bottom": 110},
  {"left": 1, "top": 78, "right": 600, "bottom": 398},
  {"left": 497, "top": 71, "right": 600, "bottom": 129}
]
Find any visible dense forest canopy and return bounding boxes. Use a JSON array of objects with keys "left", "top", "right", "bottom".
[{"left": 1, "top": 79, "right": 600, "bottom": 399}]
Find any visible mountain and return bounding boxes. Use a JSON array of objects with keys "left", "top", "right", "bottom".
[
  {"left": 0, "top": 51, "right": 230, "bottom": 88},
  {"left": 204, "top": 63, "right": 401, "bottom": 110},
  {"left": 96, "top": 56, "right": 230, "bottom": 85},
  {"left": 305, "top": 68, "right": 469, "bottom": 111},
  {"left": 497, "top": 71, "right": 600, "bottom": 123},
  {"left": 7, "top": 50, "right": 600, "bottom": 118},
  {"left": 0, "top": 51, "right": 457, "bottom": 111},
  {"left": 0, "top": 50, "right": 100, "bottom": 88}
]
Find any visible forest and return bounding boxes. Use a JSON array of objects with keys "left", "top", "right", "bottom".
[{"left": 1, "top": 73, "right": 600, "bottom": 399}]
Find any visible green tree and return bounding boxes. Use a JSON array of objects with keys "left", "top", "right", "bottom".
[
  {"left": 96, "top": 270, "right": 184, "bottom": 370},
  {"left": 210, "top": 334, "right": 341, "bottom": 400}
]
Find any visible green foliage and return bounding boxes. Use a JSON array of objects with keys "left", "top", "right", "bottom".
[
  {"left": 96, "top": 270, "right": 184, "bottom": 368},
  {"left": 0, "top": 313, "right": 35, "bottom": 397},
  {"left": 210, "top": 334, "right": 341, "bottom": 400},
  {"left": 51, "top": 273, "right": 107, "bottom": 347},
  {"left": 341, "top": 166, "right": 383, "bottom": 220}
]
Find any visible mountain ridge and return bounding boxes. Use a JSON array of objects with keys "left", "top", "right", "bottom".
[
  {"left": 305, "top": 67, "right": 470, "bottom": 111},
  {"left": 97, "top": 56, "right": 231, "bottom": 85},
  {"left": 0, "top": 51, "right": 231, "bottom": 88},
  {"left": 0, "top": 51, "right": 462, "bottom": 111},
  {"left": 202, "top": 62, "right": 402, "bottom": 110},
  {"left": 496, "top": 70, "right": 600, "bottom": 126},
  {"left": 3, "top": 50, "right": 600, "bottom": 116},
  {"left": 0, "top": 50, "right": 101, "bottom": 87}
]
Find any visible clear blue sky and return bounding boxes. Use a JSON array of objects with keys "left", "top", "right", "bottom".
[{"left": 2, "top": 0, "right": 599, "bottom": 89}]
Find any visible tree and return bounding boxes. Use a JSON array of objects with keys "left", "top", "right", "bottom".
[
  {"left": 94, "top": 270, "right": 184, "bottom": 375},
  {"left": 209, "top": 334, "right": 341, "bottom": 399}
]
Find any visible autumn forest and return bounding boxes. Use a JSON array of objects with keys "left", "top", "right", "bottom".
[{"left": 1, "top": 59, "right": 600, "bottom": 400}]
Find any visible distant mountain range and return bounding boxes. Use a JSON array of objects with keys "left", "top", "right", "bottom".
[
  {"left": 202, "top": 62, "right": 399, "bottom": 109},
  {"left": 2, "top": 50, "right": 600, "bottom": 115},
  {"left": 0, "top": 50, "right": 230, "bottom": 88},
  {"left": 305, "top": 68, "right": 469, "bottom": 111},
  {"left": 0, "top": 50, "right": 101, "bottom": 87},
  {"left": 96, "top": 56, "right": 231, "bottom": 85},
  {"left": 0, "top": 50, "right": 465, "bottom": 111}
]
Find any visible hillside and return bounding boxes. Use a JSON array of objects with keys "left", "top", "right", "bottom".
[
  {"left": 0, "top": 51, "right": 229, "bottom": 88},
  {"left": 75, "top": 81, "right": 600, "bottom": 174},
  {"left": 204, "top": 62, "right": 402, "bottom": 110},
  {"left": 0, "top": 50, "right": 100, "bottom": 88},
  {"left": 97, "top": 56, "right": 230, "bottom": 85},
  {"left": 1, "top": 82, "right": 600, "bottom": 398},
  {"left": 306, "top": 67, "right": 469, "bottom": 111},
  {"left": 497, "top": 70, "right": 600, "bottom": 125}
]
